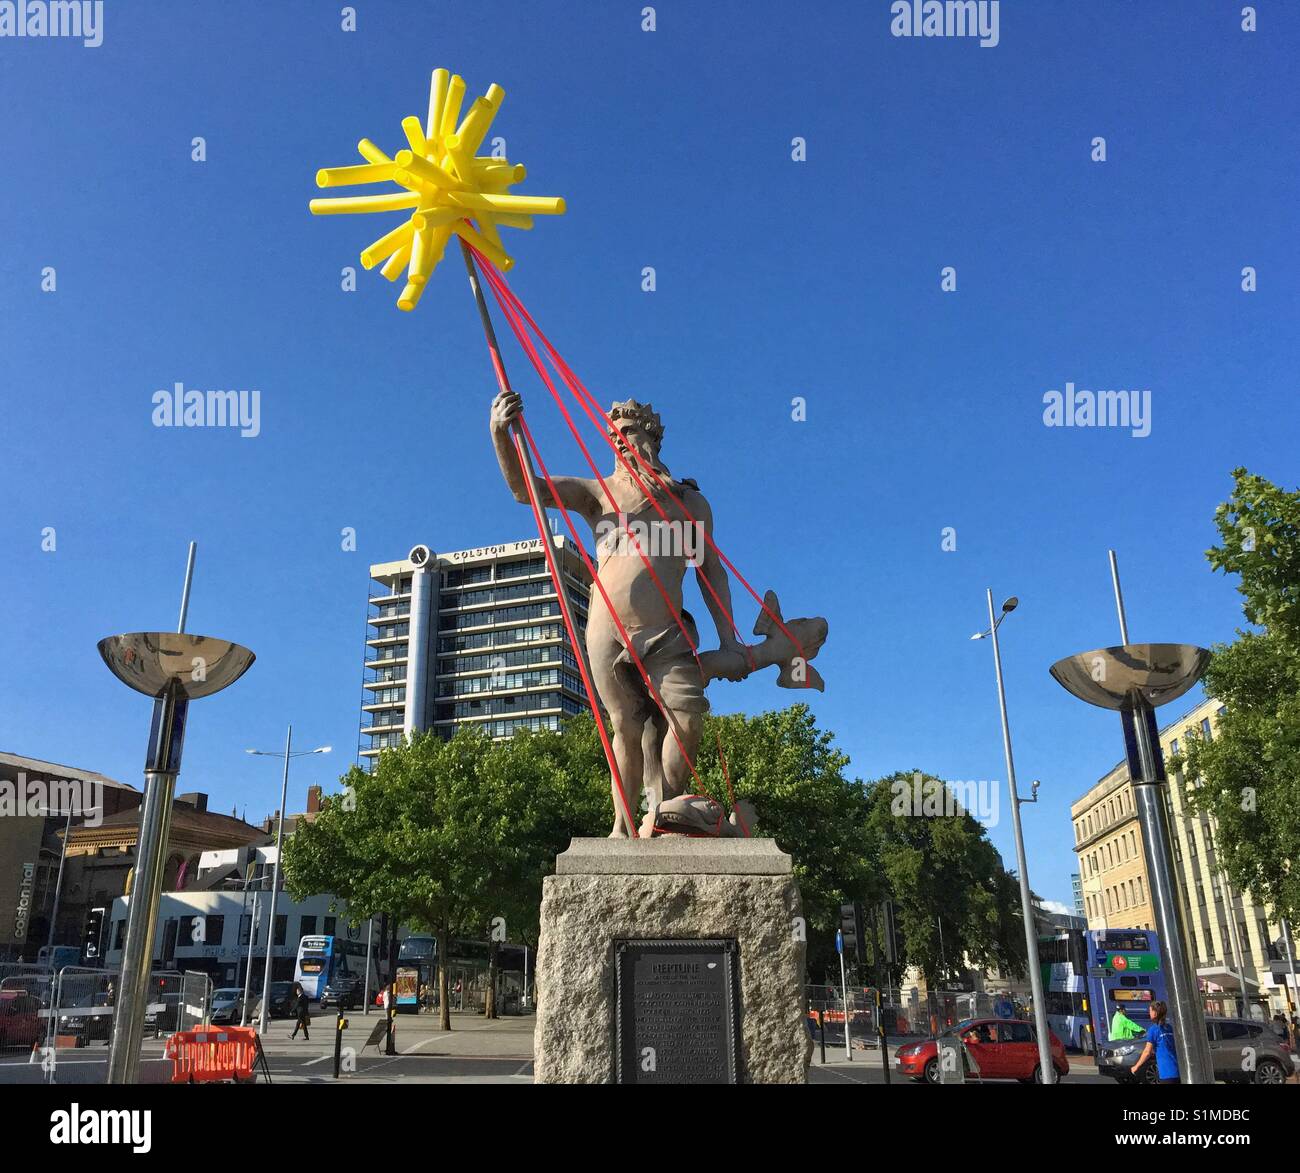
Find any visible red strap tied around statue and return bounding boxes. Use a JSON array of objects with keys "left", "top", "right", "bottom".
[
  {"left": 486, "top": 278, "right": 718, "bottom": 808},
  {"left": 475, "top": 254, "right": 808, "bottom": 674},
  {"left": 471, "top": 245, "right": 757, "bottom": 832},
  {"left": 507, "top": 418, "right": 640, "bottom": 836}
]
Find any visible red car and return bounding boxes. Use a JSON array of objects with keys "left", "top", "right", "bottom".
[
  {"left": 0, "top": 990, "right": 44, "bottom": 1050},
  {"left": 895, "top": 1017, "right": 1069, "bottom": 1084}
]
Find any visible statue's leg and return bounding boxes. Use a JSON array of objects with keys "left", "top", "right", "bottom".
[
  {"left": 588, "top": 625, "right": 651, "bottom": 837},
  {"left": 660, "top": 707, "right": 704, "bottom": 803}
]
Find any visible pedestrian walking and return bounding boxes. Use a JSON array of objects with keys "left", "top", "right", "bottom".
[
  {"left": 290, "top": 981, "right": 311, "bottom": 1041},
  {"left": 1131, "top": 1000, "right": 1179, "bottom": 1084}
]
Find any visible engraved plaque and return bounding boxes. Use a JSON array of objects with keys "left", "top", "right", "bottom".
[{"left": 614, "top": 938, "right": 741, "bottom": 1084}]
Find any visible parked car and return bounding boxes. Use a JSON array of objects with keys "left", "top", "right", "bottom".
[
  {"left": 249, "top": 981, "right": 296, "bottom": 1021},
  {"left": 1099, "top": 1015, "right": 1295, "bottom": 1085},
  {"left": 319, "top": 978, "right": 364, "bottom": 1010},
  {"left": 895, "top": 1017, "right": 1069, "bottom": 1084},
  {"left": 0, "top": 990, "right": 44, "bottom": 1050},
  {"left": 209, "top": 988, "right": 245, "bottom": 1025}
]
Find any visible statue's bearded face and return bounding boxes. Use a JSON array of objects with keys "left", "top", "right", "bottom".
[{"left": 611, "top": 419, "right": 661, "bottom": 468}]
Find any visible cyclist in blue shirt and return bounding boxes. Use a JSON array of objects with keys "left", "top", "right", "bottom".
[{"left": 1131, "top": 1000, "right": 1179, "bottom": 1084}]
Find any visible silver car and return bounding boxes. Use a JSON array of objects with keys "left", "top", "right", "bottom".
[{"left": 1099, "top": 1015, "right": 1294, "bottom": 1084}]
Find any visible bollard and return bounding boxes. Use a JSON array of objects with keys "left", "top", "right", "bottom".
[
  {"left": 334, "top": 1012, "right": 348, "bottom": 1078},
  {"left": 877, "top": 988, "right": 891, "bottom": 1085}
]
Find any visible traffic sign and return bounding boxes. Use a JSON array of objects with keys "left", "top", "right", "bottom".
[{"left": 836, "top": 929, "right": 843, "bottom": 955}]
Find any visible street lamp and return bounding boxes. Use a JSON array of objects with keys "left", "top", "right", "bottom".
[
  {"left": 246, "top": 728, "right": 330, "bottom": 1035},
  {"left": 99, "top": 544, "right": 255, "bottom": 1084},
  {"left": 1048, "top": 550, "right": 1215, "bottom": 1083},
  {"left": 972, "top": 590, "right": 1057, "bottom": 1084},
  {"left": 34, "top": 803, "right": 102, "bottom": 957},
  {"left": 239, "top": 870, "right": 262, "bottom": 1028}
]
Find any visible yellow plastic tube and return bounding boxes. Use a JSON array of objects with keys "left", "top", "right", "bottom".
[
  {"left": 316, "top": 162, "right": 396, "bottom": 187},
  {"left": 454, "top": 98, "right": 498, "bottom": 156},
  {"left": 401, "top": 116, "right": 427, "bottom": 156},
  {"left": 357, "top": 138, "right": 392, "bottom": 165},
  {"left": 310, "top": 192, "right": 422, "bottom": 215},
  {"left": 448, "top": 191, "right": 565, "bottom": 215},
  {"left": 442, "top": 134, "right": 475, "bottom": 185},
  {"left": 411, "top": 207, "right": 466, "bottom": 231},
  {"left": 474, "top": 162, "right": 524, "bottom": 187},
  {"left": 392, "top": 150, "right": 460, "bottom": 191},
  {"left": 380, "top": 240, "right": 412, "bottom": 282},
  {"left": 453, "top": 220, "right": 513, "bottom": 272},
  {"left": 492, "top": 212, "right": 534, "bottom": 230},
  {"left": 426, "top": 68, "right": 450, "bottom": 138},
  {"left": 439, "top": 75, "right": 466, "bottom": 140},
  {"left": 409, "top": 224, "right": 453, "bottom": 285},
  {"left": 484, "top": 83, "right": 505, "bottom": 108},
  {"left": 360, "top": 219, "right": 415, "bottom": 269},
  {"left": 397, "top": 280, "right": 426, "bottom": 312},
  {"left": 474, "top": 214, "right": 506, "bottom": 252}
]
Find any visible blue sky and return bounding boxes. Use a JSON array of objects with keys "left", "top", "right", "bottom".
[{"left": 2, "top": 1, "right": 1297, "bottom": 913}]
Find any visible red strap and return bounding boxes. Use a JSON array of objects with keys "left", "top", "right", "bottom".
[{"left": 477, "top": 255, "right": 806, "bottom": 672}]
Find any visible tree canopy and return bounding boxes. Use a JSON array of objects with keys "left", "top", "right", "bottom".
[{"left": 1172, "top": 467, "right": 1300, "bottom": 924}]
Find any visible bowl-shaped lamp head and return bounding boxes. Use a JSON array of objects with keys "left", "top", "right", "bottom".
[
  {"left": 1049, "top": 643, "right": 1210, "bottom": 711},
  {"left": 98, "top": 633, "right": 255, "bottom": 699}
]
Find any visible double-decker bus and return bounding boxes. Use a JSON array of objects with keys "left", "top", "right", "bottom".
[
  {"left": 1039, "top": 928, "right": 1168, "bottom": 1053},
  {"left": 294, "top": 935, "right": 377, "bottom": 1000}
]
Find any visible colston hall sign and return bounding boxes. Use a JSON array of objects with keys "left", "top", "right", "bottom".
[{"left": 13, "top": 862, "right": 35, "bottom": 943}]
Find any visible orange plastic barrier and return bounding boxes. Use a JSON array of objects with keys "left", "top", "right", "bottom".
[{"left": 165, "top": 1026, "right": 262, "bottom": 1083}]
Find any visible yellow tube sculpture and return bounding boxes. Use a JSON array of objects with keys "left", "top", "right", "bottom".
[{"left": 311, "top": 68, "right": 564, "bottom": 309}]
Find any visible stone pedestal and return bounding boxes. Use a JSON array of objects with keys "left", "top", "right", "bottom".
[{"left": 533, "top": 838, "right": 811, "bottom": 1083}]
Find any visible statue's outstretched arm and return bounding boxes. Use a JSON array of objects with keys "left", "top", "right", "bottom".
[{"left": 490, "top": 388, "right": 599, "bottom": 519}]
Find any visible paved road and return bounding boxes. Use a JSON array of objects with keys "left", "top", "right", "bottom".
[{"left": 0, "top": 1012, "right": 1114, "bottom": 1085}]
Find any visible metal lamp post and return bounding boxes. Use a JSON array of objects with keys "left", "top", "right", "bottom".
[
  {"left": 971, "top": 592, "right": 1056, "bottom": 1084},
  {"left": 1048, "top": 551, "right": 1215, "bottom": 1083},
  {"left": 35, "top": 803, "right": 102, "bottom": 956},
  {"left": 247, "top": 729, "right": 330, "bottom": 1035},
  {"left": 239, "top": 876, "right": 261, "bottom": 1027},
  {"left": 100, "top": 544, "right": 255, "bottom": 1083}
]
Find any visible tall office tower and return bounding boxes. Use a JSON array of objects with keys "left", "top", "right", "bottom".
[{"left": 359, "top": 537, "right": 593, "bottom": 769}]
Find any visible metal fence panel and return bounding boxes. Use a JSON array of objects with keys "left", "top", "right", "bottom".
[{"left": 179, "top": 971, "right": 212, "bottom": 1033}]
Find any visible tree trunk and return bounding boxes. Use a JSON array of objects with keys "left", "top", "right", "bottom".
[
  {"left": 485, "top": 936, "right": 498, "bottom": 1020},
  {"left": 438, "top": 926, "right": 451, "bottom": 1031}
]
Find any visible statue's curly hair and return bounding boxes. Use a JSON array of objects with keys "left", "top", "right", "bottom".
[{"left": 606, "top": 399, "right": 664, "bottom": 445}]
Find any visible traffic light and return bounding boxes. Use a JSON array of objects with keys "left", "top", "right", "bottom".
[
  {"left": 880, "top": 899, "right": 898, "bottom": 965},
  {"left": 839, "top": 904, "right": 859, "bottom": 966},
  {"left": 82, "top": 906, "right": 106, "bottom": 964},
  {"left": 840, "top": 902, "right": 867, "bottom": 979}
]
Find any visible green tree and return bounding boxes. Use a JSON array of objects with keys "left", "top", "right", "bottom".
[
  {"left": 284, "top": 729, "right": 506, "bottom": 1029},
  {"left": 474, "top": 722, "right": 607, "bottom": 1014},
  {"left": 1172, "top": 469, "right": 1300, "bottom": 926},
  {"left": 865, "top": 771, "right": 1027, "bottom": 988}
]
